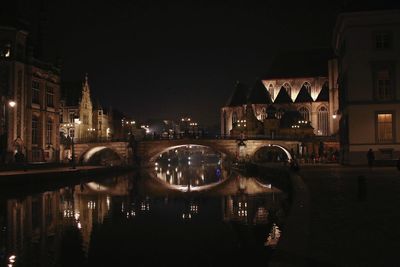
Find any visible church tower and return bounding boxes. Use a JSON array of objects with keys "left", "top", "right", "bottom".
[{"left": 78, "top": 74, "right": 93, "bottom": 140}]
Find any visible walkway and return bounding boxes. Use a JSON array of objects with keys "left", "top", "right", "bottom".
[{"left": 271, "top": 165, "right": 400, "bottom": 266}]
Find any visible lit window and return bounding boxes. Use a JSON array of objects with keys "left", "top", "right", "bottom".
[
  {"left": 377, "top": 113, "right": 393, "bottom": 143},
  {"left": 303, "top": 82, "right": 311, "bottom": 95},
  {"left": 0, "top": 42, "right": 11, "bottom": 58},
  {"left": 299, "top": 107, "right": 310, "bottom": 122},
  {"left": 283, "top": 82, "right": 291, "bottom": 97},
  {"left": 268, "top": 84, "right": 274, "bottom": 100},
  {"left": 317, "top": 106, "right": 328, "bottom": 136}
]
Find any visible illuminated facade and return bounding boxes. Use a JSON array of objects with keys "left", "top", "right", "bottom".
[
  {"left": 333, "top": 9, "right": 400, "bottom": 164},
  {"left": 221, "top": 49, "right": 339, "bottom": 140},
  {"left": 0, "top": 22, "right": 61, "bottom": 162},
  {"left": 60, "top": 75, "right": 112, "bottom": 140}
]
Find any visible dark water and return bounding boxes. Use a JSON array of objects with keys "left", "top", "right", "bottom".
[{"left": 0, "top": 147, "right": 290, "bottom": 267}]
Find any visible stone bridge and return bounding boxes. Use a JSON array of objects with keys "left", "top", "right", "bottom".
[
  {"left": 74, "top": 139, "right": 301, "bottom": 165},
  {"left": 74, "top": 141, "right": 131, "bottom": 164},
  {"left": 136, "top": 138, "right": 300, "bottom": 163}
]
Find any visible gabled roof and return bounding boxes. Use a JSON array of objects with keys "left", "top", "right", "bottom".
[
  {"left": 295, "top": 85, "right": 314, "bottom": 103},
  {"left": 226, "top": 81, "right": 248, "bottom": 106},
  {"left": 274, "top": 87, "right": 293, "bottom": 104},
  {"left": 248, "top": 80, "right": 272, "bottom": 104},
  {"left": 315, "top": 82, "right": 329, "bottom": 102}
]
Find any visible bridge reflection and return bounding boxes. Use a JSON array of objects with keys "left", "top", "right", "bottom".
[{"left": 2, "top": 170, "right": 289, "bottom": 266}]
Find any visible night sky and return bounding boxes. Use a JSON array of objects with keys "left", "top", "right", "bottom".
[{"left": 9, "top": 0, "right": 397, "bottom": 127}]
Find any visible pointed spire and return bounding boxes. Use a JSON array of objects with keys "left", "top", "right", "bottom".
[{"left": 83, "top": 73, "right": 90, "bottom": 92}]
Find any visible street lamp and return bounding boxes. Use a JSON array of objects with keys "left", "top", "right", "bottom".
[
  {"left": 63, "top": 119, "right": 81, "bottom": 169},
  {"left": 1, "top": 98, "right": 16, "bottom": 163}
]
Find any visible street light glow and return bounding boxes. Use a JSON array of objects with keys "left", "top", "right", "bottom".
[{"left": 8, "top": 100, "right": 16, "bottom": 108}]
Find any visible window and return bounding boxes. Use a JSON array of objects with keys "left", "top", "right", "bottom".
[
  {"left": 69, "top": 112, "right": 75, "bottom": 123},
  {"left": 98, "top": 110, "right": 102, "bottom": 115},
  {"left": 46, "top": 86, "right": 54, "bottom": 107},
  {"left": 46, "top": 119, "right": 52, "bottom": 145},
  {"left": 268, "top": 84, "right": 274, "bottom": 100},
  {"left": 32, "top": 116, "right": 39, "bottom": 145},
  {"left": 276, "top": 108, "right": 285, "bottom": 119},
  {"left": 303, "top": 82, "right": 311, "bottom": 95},
  {"left": 299, "top": 107, "right": 310, "bottom": 122},
  {"left": 375, "top": 32, "right": 392, "bottom": 50},
  {"left": 261, "top": 108, "right": 266, "bottom": 120},
  {"left": 99, "top": 121, "right": 102, "bottom": 132},
  {"left": 0, "top": 42, "right": 11, "bottom": 58},
  {"left": 283, "top": 82, "right": 291, "bottom": 97},
  {"left": 377, "top": 113, "right": 393, "bottom": 143},
  {"left": 317, "top": 106, "right": 328, "bottom": 136},
  {"left": 375, "top": 69, "right": 392, "bottom": 100},
  {"left": 232, "top": 112, "right": 238, "bottom": 126},
  {"left": 32, "top": 81, "right": 40, "bottom": 104}
]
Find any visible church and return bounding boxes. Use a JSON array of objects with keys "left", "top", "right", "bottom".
[{"left": 221, "top": 49, "right": 339, "bottom": 142}]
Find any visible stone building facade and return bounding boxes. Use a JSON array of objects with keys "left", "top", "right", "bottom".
[
  {"left": 0, "top": 22, "right": 61, "bottom": 163},
  {"left": 221, "top": 49, "right": 339, "bottom": 141},
  {"left": 333, "top": 9, "right": 400, "bottom": 164}
]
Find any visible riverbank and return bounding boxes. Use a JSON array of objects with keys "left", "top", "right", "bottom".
[{"left": 0, "top": 165, "right": 135, "bottom": 185}]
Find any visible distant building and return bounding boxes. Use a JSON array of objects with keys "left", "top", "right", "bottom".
[
  {"left": 221, "top": 49, "right": 339, "bottom": 141},
  {"left": 60, "top": 75, "right": 112, "bottom": 161},
  {"left": 333, "top": 9, "right": 400, "bottom": 164},
  {"left": 0, "top": 21, "right": 61, "bottom": 162}
]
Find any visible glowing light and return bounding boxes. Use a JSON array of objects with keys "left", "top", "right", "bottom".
[
  {"left": 332, "top": 114, "right": 337, "bottom": 119},
  {"left": 77, "top": 222, "right": 82, "bottom": 229},
  {"left": 8, "top": 101, "right": 16, "bottom": 108}
]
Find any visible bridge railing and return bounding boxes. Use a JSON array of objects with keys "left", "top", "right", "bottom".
[
  {"left": 72, "top": 134, "right": 338, "bottom": 143},
  {"left": 73, "top": 137, "right": 130, "bottom": 144}
]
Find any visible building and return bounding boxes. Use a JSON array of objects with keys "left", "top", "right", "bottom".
[
  {"left": 0, "top": 21, "right": 61, "bottom": 163},
  {"left": 60, "top": 75, "right": 113, "bottom": 161},
  {"left": 221, "top": 49, "right": 339, "bottom": 143},
  {"left": 333, "top": 9, "right": 400, "bottom": 164}
]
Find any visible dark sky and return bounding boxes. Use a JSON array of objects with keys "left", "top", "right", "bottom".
[{"left": 14, "top": 1, "right": 393, "bottom": 127}]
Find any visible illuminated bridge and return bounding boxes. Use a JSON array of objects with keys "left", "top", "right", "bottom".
[{"left": 73, "top": 138, "right": 301, "bottom": 165}]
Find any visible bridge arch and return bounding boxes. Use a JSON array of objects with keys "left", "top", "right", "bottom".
[
  {"left": 79, "top": 146, "right": 123, "bottom": 165},
  {"left": 253, "top": 144, "right": 293, "bottom": 163},
  {"left": 149, "top": 144, "right": 228, "bottom": 163}
]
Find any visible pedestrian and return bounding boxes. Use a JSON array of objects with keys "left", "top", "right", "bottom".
[{"left": 366, "top": 148, "right": 375, "bottom": 168}]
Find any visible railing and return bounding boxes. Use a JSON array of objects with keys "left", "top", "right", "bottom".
[{"left": 72, "top": 134, "right": 339, "bottom": 144}]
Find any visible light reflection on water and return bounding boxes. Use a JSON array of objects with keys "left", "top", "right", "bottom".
[
  {"left": 153, "top": 145, "right": 225, "bottom": 188},
  {"left": 0, "top": 152, "right": 289, "bottom": 266}
]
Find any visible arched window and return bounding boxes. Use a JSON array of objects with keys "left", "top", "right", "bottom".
[
  {"left": 299, "top": 107, "right": 310, "bottom": 122},
  {"left": 276, "top": 108, "right": 285, "bottom": 119},
  {"left": 32, "top": 116, "right": 39, "bottom": 145},
  {"left": 261, "top": 107, "right": 266, "bottom": 120},
  {"left": 232, "top": 112, "right": 238, "bottom": 126},
  {"left": 268, "top": 84, "right": 274, "bottom": 100},
  {"left": 283, "top": 82, "right": 291, "bottom": 97},
  {"left": 317, "top": 106, "right": 328, "bottom": 135},
  {"left": 46, "top": 119, "right": 53, "bottom": 145},
  {"left": 303, "top": 82, "right": 311, "bottom": 95}
]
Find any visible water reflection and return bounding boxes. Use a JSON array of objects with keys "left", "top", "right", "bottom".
[
  {"left": 0, "top": 168, "right": 289, "bottom": 266},
  {"left": 153, "top": 145, "right": 226, "bottom": 191}
]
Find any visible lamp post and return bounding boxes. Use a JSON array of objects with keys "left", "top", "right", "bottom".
[
  {"left": 1, "top": 98, "right": 16, "bottom": 163},
  {"left": 63, "top": 119, "right": 81, "bottom": 169}
]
